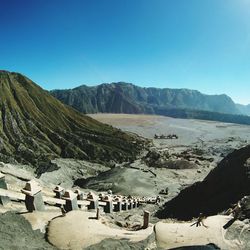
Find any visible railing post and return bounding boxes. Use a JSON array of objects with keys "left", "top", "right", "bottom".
[
  {"left": 62, "top": 190, "right": 78, "bottom": 212},
  {"left": 122, "top": 198, "right": 128, "bottom": 211},
  {"left": 103, "top": 196, "right": 113, "bottom": 213},
  {"left": 87, "top": 192, "right": 99, "bottom": 210},
  {"left": 143, "top": 210, "right": 150, "bottom": 229},
  {"left": 21, "top": 180, "right": 45, "bottom": 212},
  {"left": 128, "top": 198, "right": 132, "bottom": 210},
  {"left": 0, "top": 173, "right": 10, "bottom": 206},
  {"left": 96, "top": 207, "right": 100, "bottom": 220},
  {"left": 74, "top": 189, "right": 84, "bottom": 209},
  {"left": 114, "top": 197, "right": 122, "bottom": 212},
  {"left": 133, "top": 198, "right": 138, "bottom": 208},
  {"left": 53, "top": 185, "right": 65, "bottom": 199}
]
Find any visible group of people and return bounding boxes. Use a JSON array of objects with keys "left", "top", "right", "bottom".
[
  {"left": 154, "top": 134, "right": 178, "bottom": 139},
  {"left": 191, "top": 196, "right": 249, "bottom": 229},
  {"left": 225, "top": 196, "right": 249, "bottom": 219}
]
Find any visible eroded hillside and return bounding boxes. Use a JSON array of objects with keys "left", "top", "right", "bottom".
[{"left": 0, "top": 71, "right": 146, "bottom": 172}]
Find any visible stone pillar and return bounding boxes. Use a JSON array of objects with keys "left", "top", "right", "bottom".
[
  {"left": 96, "top": 207, "right": 100, "bottom": 220},
  {"left": 133, "top": 199, "right": 137, "bottom": 208},
  {"left": 75, "top": 189, "right": 84, "bottom": 201},
  {"left": 88, "top": 199, "right": 98, "bottom": 210},
  {"left": 87, "top": 192, "right": 99, "bottom": 210},
  {"left": 143, "top": 210, "right": 150, "bottom": 229},
  {"left": 0, "top": 173, "right": 10, "bottom": 206},
  {"left": 128, "top": 199, "right": 132, "bottom": 210},
  {"left": 104, "top": 197, "right": 113, "bottom": 213},
  {"left": 53, "top": 185, "right": 65, "bottom": 199},
  {"left": 74, "top": 189, "right": 84, "bottom": 209},
  {"left": 122, "top": 199, "right": 128, "bottom": 211},
  {"left": 21, "top": 180, "right": 45, "bottom": 212},
  {"left": 131, "top": 200, "right": 135, "bottom": 208},
  {"left": 114, "top": 198, "right": 122, "bottom": 212},
  {"left": 62, "top": 190, "right": 78, "bottom": 212},
  {"left": 137, "top": 199, "right": 141, "bottom": 207}
]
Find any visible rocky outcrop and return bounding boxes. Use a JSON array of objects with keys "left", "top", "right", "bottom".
[
  {"left": 156, "top": 145, "right": 250, "bottom": 220},
  {"left": 143, "top": 149, "right": 198, "bottom": 169},
  {"left": 0, "top": 212, "right": 56, "bottom": 249}
]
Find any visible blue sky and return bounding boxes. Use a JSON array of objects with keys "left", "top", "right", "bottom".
[{"left": 1, "top": 0, "right": 250, "bottom": 104}]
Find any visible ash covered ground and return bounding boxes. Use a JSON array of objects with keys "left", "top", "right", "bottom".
[
  {"left": 1, "top": 114, "right": 250, "bottom": 249},
  {"left": 88, "top": 114, "right": 250, "bottom": 199}
]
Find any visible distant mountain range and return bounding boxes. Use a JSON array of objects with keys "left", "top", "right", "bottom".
[
  {"left": 51, "top": 82, "right": 250, "bottom": 125},
  {"left": 0, "top": 72, "right": 144, "bottom": 173},
  {"left": 236, "top": 103, "right": 250, "bottom": 116}
]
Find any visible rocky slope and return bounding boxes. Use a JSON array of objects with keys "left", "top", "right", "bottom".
[
  {"left": 0, "top": 212, "right": 56, "bottom": 249},
  {"left": 156, "top": 145, "right": 250, "bottom": 220},
  {"left": 236, "top": 103, "right": 250, "bottom": 116},
  {"left": 51, "top": 82, "right": 240, "bottom": 115},
  {"left": 0, "top": 71, "right": 145, "bottom": 172}
]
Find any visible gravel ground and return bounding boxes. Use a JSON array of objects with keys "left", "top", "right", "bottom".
[{"left": 0, "top": 212, "right": 56, "bottom": 250}]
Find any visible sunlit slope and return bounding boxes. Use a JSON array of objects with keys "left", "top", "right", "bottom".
[{"left": 0, "top": 71, "right": 144, "bottom": 168}]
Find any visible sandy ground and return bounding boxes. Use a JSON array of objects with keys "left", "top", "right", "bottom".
[
  {"left": 155, "top": 215, "right": 249, "bottom": 249},
  {"left": 47, "top": 210, "right": 153, "bottom": 249},
  {"left": 19, "top": 209, "right": 250, "bottom": 250},
  {"left": 81, "top": 164, "right": 208, "bottom": 198},
  {"left": 89, "top": 113, "right": 250, "bottom": 146},
  {"left": 87, "top": 113, "right": 250, "bottom": 199}
]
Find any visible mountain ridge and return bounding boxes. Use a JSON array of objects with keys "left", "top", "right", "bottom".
[
  {"left": 50, "top": 82, "right": 250, "bottom": 125},
  {"left": 236, "top": 103, "right": 250, "bottom": 116},
  {"left": 51, "top": 82, "right": 240, "bottom": 115}
]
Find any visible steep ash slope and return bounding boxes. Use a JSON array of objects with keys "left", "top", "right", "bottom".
[
  {"left": 157, "top": 145, "right": 250, "bottom": 220},
  {"left": 0, "top": 71, "right": 145, "bottom": 171}
]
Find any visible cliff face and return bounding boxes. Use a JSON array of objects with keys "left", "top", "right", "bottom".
[
  {"left": 51, "top": 82, "right": 240, "bottom": 115},
  {"left": 236, "top": 103, "right": 250, "bottom": 116},
  {"left": 156, "top": 145, "right": 250, "bottom": 220},
  {"left": 0, "top": 71, "right": 145, "bottom": 171}
]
